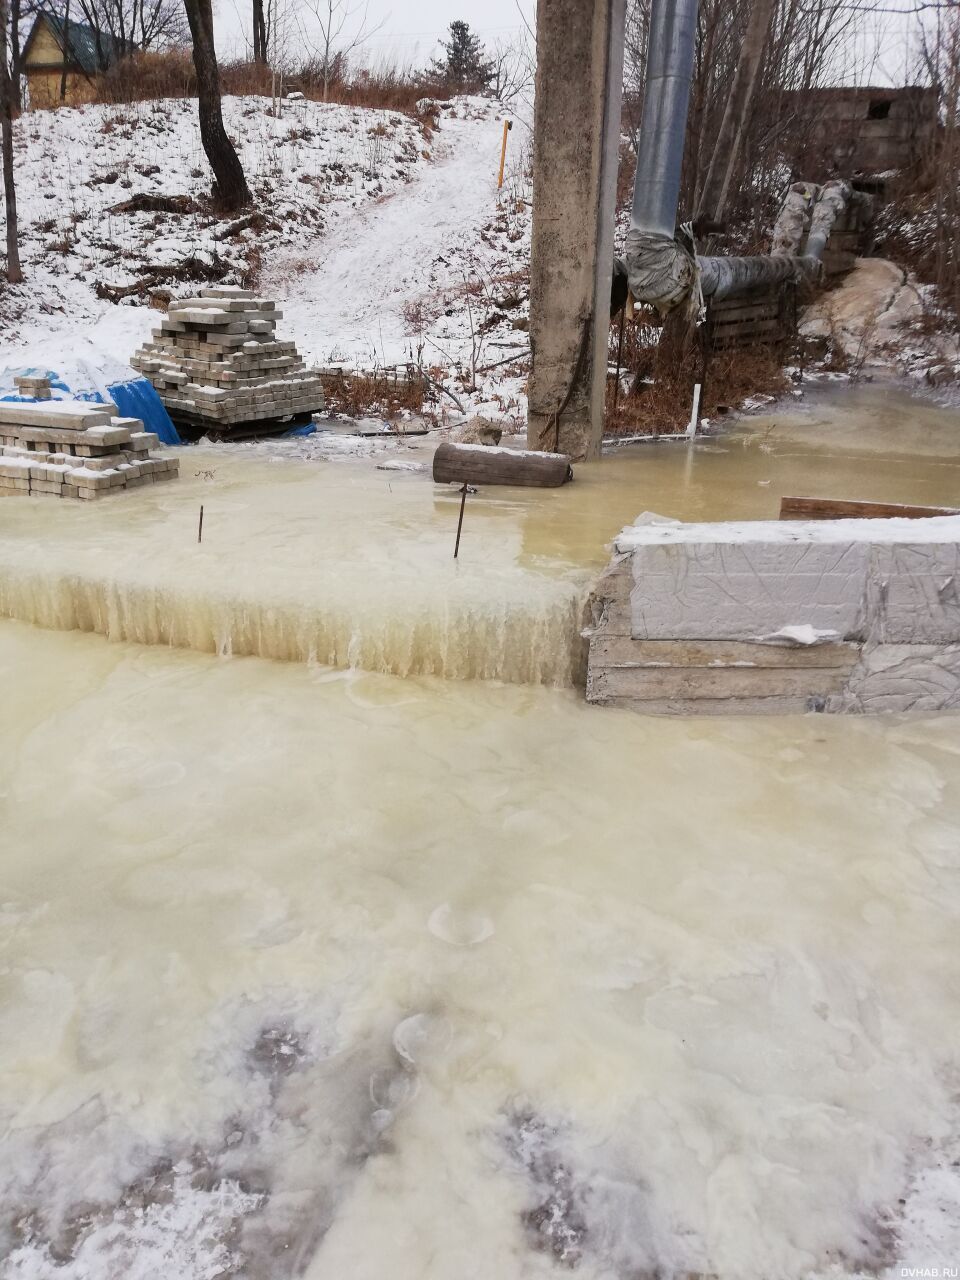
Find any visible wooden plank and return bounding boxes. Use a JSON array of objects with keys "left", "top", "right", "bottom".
[
  {"left": 780, "top": 496, "right": 960, "bottom": 521},
  {"left": 586, "top": 693, "right": 820, "bottom": 715},
  {"left": 712, "top": 315, "right": 782, "bottom": 332},
  {"left": 711, "top": 287, "right": 779, "bottom": 309},
  {"left": 586, "top": 664, "right": 849, "bottom": 700},
  {"left": 710, "top": 301, "right": 780, "bottom": 323},
  {"left": 711, "top": 322, "right": 784, "bottom": 346},
  {"left": 433, "top": 442, "right": 572, "bottom": 488},
  {"left": 590, "top": 636, "right": 859, "bottom": 670}
]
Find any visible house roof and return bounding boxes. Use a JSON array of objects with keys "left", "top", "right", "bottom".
[{"left": 26, "top": 11, "right": 130, "bottom": 74}]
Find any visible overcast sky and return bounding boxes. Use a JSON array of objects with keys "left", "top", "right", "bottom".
[
  {"left": 215, "top": 0, "right": 536, "bottom": 68},
  {"left": 213, "top": 0, "right": 915, "bottom": 88}
]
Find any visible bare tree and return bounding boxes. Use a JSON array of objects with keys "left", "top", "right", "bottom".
[
  {"left": 66, "top": 0, "right": 187, "bottom": 65},
  {"left": 488, "top": 35, "right": 534, "bottom": 107},
  {"left": 0, "top": 0, "right": 21, "bottom": 281},
  {"left": 252, "top": 0, "right": 268, "bottom": 62},
  {"left": 624, "top": 0, "right": 878, "bottom": 226},
  {"left": 0, "top": 0, "right": 22, "bottom": 283},
  {"left": 914, "top": 3, "right": 960, "bottom": 318},
  {"left": 298, "top": 0, "right": 383, "bottom": 101},
  {"left": 182, "top": 0, "right": 250, "bottom": 211},
  {"left": 696, "top": 0, "right": 777, "bottom": 223}
]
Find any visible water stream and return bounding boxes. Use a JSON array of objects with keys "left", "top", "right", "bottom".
[{"left": 1, "top": 383, "right": 959, "bottom": 1277}]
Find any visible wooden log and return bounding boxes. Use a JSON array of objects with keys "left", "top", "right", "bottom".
[
  {"left": 433, "top": 442, "right": 573, "bottom": 488},
  {"left": 780, "top": 496, "right": 960, "bottom": 521}
]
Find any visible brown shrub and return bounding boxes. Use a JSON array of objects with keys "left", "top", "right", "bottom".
[
  {"left": 86, "top": 49, "right": 441, "bottom": 120},
  {"left": 319, "top": 367, "right": 428, "bottom": 419},
  {"left": 97, "top": 51, "right": 197, "bottom": 102},
  {"left": 605, "top": 313, "right": 787, "bottom": 437}
]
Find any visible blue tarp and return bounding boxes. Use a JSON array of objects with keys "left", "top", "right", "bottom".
[{"left": 0, "top": 369, "right": 181, "bottom": 445}]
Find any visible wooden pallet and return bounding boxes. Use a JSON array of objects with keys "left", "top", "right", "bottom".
[{"left": 706, "top": 285, "right": 789, "bottom": 350}]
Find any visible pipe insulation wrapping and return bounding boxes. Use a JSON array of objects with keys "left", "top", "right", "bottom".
[
  {"left": 697, "top": 252, "right": 820, "bottom": 301},
  {"left": 771, "top": 181, "right": 820, "bottom": 256},
  {"left": 622, "top": 229, "right": 698, "bottom": 314},
  {"left": 806, "top": 179, "right": 852, "bottom": 262}
]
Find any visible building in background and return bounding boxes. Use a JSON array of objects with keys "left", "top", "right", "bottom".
[{"left": 22, "top": 12, "right": 129, "bottom": 108}]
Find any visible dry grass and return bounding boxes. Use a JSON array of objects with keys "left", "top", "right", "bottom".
[
  {"left": 604, "top": 314, "right": 788, "bottom": 437},
  {"left": 319, "top": 367, "right": 429, "bottom": 420},
  {"left": 96, "top": 50, "right": 198, "bottom": 102},
  {"left": 87, "top": 50, "right": 442, "bottom": 119}
]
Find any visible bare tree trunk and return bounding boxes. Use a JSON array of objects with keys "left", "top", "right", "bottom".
[
  {"left": 252, "top": 0, "right": 266, "bottom": 62},
  {"left": 9, "top": 0, "right": 21, "bottom": 83},
  {"left": 60, "top": 0, "right": 71, "bottom": 100},
  {"left": 182, "top": 0, "right": 250, "bottom": 211},
  {"left": 0, "top": 0, "right": 23, "bottom": 283},
  {"left": 695, "top": 0, "right": 776, "bottom": 223}
]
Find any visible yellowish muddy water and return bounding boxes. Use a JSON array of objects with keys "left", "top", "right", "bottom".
[
  {"left": 1, "top": 383, "right": 959, "bottom": 1277},
  {"left": 0, "top": 384, "right": 957, "bottom": 684}
]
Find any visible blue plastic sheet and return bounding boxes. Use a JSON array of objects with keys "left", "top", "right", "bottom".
[{"left": 0, "top": 369, "right": 181, "bottom": 445}]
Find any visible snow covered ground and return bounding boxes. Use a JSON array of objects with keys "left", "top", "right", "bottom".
[
  {"left": 0, "top": 94, "right": 532, "bottom": 422},
  {"left": 262, "top": 100, "right": 532, "bottom": 414}
]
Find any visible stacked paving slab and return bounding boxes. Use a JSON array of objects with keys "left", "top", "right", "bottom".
[
  {"left": 130, "top": 286, "right": 325, "bottom": 434},
  {"left": 0, "top": 388, "right": 178, "bottom": 500}
]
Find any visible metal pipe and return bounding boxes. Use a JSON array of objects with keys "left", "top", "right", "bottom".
[{"left": 630, "top": 0, "right": 699, "bottom": 236}]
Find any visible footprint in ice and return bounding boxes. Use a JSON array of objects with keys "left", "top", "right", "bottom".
[
  {"left": 392, "top": 1012, "right": 452, "bottom": 1065},
  {"left": 134, "top": 760, "right": 187, "bottom": 788},
  {"left": 428, "top": 903, "right": 495, "bottom": 946}
]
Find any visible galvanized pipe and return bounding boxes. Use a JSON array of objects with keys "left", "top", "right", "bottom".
[{"left": 630, "top": 0, "right": 699, "bottom": 236}]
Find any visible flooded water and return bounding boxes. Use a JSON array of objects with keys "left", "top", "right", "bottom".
[
  {"left": 0, "top": 384, "right": 957, "bottom": 685},
  {"left": 1, "top": 383, "right": 960, "bottom": 1277},
  {"left": 1, "top": 621, "right": 959, "bottom": 1276}
]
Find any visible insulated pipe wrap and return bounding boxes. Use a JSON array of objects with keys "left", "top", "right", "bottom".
[
  {"left": 622, "top": 230, "right": 698, "bottom": 313},
  {"left": 698, "top": 253, "right": 820, "bottom": 300}
]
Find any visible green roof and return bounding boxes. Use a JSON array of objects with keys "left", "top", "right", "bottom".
[{"left": 38, "top": 12, "right": 130, "bottom": 73}]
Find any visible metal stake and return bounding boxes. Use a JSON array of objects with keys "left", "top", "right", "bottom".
[
  {"left": 453, "top": 483, "right": 468, "bottom": 559},
  {"left": 198, "top": 504, "right": 204, "bottom": 544},
  {"left": 497, "top": 119, "right": 512, "bottom": 191}
]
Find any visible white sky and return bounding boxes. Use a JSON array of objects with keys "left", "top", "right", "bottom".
[
  {"left": 215, "top": 0, "right": 536, "bottom": 69},
  {"left": 213, "top": 0, "right": 915, "bottom": 88}
]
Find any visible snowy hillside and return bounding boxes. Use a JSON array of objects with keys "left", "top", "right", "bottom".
[
  {"left": 0, "top": 94, "right": 533, "bottom": 422},
  {"left": 1, "top": 95, "right": 425, "bottom": 328}
]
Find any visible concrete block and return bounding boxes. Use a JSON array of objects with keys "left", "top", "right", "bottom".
[
  {"left": 129, "top": 432, "right": 160, "bottom": 451},
  {"left": 200, "top": 286, "right": 257, "bottom": 299},
  {"left": 0, "top": 402, "right": 113, "bottom": 430},
  {"left": 0, "top": 459, "right": 32, "bottom": 479}
]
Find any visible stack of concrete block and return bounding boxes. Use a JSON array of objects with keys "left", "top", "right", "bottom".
[
  {"left": 130, "top": 286, "right": 325, "bottom": 434},
  {"left": 0, "top": 399, "right": 179, "bottom": 500},
  {"left": 14, "top": 375, "right": 52, "bottom": 400}
]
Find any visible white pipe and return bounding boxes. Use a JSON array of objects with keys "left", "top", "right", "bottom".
[{"left": 686, "top": 381, "right": 701, "bottom": 438}]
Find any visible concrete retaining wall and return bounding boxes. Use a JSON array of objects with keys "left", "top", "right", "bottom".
[{"left": 586, "top": 515, "right": 960, "bottom": 714}]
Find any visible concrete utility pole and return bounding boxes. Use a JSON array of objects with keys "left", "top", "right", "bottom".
[{"left": 526, "top": 0, "right": 626, "bottom": 461}]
